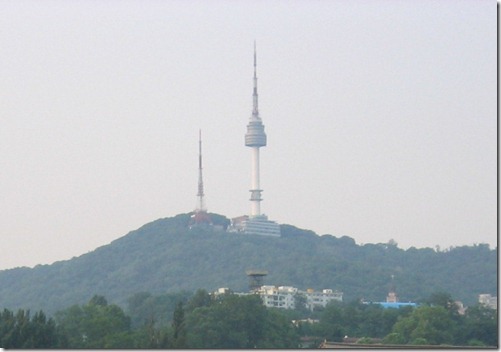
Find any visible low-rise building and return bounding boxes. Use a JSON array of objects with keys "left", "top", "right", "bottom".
[
  {"left": 256, "top": 285, "right": 343, "bottom": 310},
  {"left": 257, "top": 285, "right": 298, "bottom": 309},
  {"left": 479, "top": 293, "right": 497, "bottom": 310},
  {"left": 213, "top": 285, "right": 343, "bottom": 310},
  {"left": 305, "top": 288, "right": 344, "bottom": 311}
]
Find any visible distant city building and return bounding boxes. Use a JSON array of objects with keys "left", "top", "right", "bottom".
[
  {"left": 363, "top": 275, "right": 417, "bottom": 309},
  {"left": 370, "top": 301, "right": 417, "bottom": 309},
  {"left": 213, "top": 287, "right": 232, "bottom": 296},
  {"left": 386, "top": 290, "right": 398, "bottom": 303},
  {"left": 479, "top": 293, "right": 497, "bottom": 310},
  {"left": 455, "top": 300, "right": 466, "bottom": 315},
  {"left": 305, "top": 288, "right": 344, "bottom": 311},
  {"left": 257, "top": 285, "right": 298, "bottom": 309}
]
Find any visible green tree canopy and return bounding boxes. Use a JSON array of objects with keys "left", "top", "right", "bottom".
[{"left": 55, "top": 296, "right": 131, "bottom": 348}]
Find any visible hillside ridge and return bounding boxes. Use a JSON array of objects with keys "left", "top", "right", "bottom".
[{"left": 0, "top": 213, "right": 495, "bottom": 315}]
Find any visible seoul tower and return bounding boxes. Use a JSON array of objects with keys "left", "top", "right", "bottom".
[
  {"left": 238, "top": 43, "right": 280, "bottom": 237},
  {"left": 245, "top": 42, "right": 267, "bottom": 217}
]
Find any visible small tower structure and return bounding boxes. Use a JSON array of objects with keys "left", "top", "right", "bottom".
[
  {"left": 190, "top": 130, "right": 212, "bottom": 226},
  {"left": 246, "top": 270, "right": 268, "bottom": 292}
]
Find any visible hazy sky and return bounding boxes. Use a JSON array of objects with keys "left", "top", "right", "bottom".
[{"left": 1, "top": 0, "right": 496, "bottom": 270}]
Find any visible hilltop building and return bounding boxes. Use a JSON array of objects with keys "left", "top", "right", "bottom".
[
  {"left": 228, "top": 215, "right": 281, "bottom": 237},
  {"left": 229, "top": 43, "right": 280, "bottom": 237}
]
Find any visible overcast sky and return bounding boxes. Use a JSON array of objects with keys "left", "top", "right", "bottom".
[{"left": 0, "top": 0, "right": 496, "bottom": 270}]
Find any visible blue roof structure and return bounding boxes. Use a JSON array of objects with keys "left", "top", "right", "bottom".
[{"left": 365, "top": 301, "right": 417, "bottom": 309}]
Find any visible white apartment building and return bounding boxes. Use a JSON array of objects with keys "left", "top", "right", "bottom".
[
  {"left": 213, "top": 285, "right": 343, "bottom": 310},
  {"left": 479, "top": 294, "right": 497, "bottom": 310},
  {"left": 305, "top": 288, "right": 343, "bottom": 311},
  {"left": 255, "top": 286, "right": 343, "bottom": 310},
  {"left": 257, "top": 285, "right": 298, "bottom": 309}
]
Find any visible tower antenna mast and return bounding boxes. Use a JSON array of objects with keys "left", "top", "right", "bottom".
[
  {"left": 197, "top": 129, "right": 205, "bottom": 211},
  {"left": 190, "top": 129, "right": 212, "bottom": 228},
  {"left": 252, "top": 41, "right": 259, "bottom": 118}
]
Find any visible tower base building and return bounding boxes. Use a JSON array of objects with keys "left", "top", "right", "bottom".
[
  {"left": 229, "top": 215, "right": 280, "bottom": 237},
  {"left": 242, "top": 215, "right": 280, "bottom": 237}
]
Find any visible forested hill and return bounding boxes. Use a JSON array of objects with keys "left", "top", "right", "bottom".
[{"left": 0, "top": 213, "right": 496, "bottom": 315}]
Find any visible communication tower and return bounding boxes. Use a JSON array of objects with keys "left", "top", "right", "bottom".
[
  {"left": 190, "top": 129, "right": 212, "bottom": 226},
  {"left": 239, "top": 43, "right": 280, "bottom": 236}
]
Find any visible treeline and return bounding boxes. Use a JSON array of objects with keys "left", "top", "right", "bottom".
[
  {"left": 304, "top": 292, "right": 497, "bottom": 347},
  {"left": 0, "top": 292, "right": 298, "bottom": 349},
  {"left": 0, "top": 290, "right": 497, "bottom": 348}
]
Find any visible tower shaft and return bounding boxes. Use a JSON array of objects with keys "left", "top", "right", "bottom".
[{"left": 250, "top": 147, "right": 261, "bottom": 216}]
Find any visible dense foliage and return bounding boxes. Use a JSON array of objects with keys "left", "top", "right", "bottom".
[
  {"left": 0, "top": 291, "right": 496, "bottom": 348},
  {"left": 0, "top": 309, "right": 63, "bottom": 348},
  {"left": 311, "top": 293, "right": 498, "bottom": 347},
  {"left": 0, "top": 213, "right": 495, "bottom": 315}
]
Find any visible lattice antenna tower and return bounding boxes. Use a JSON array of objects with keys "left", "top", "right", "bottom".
[{"left": 196, "top": 129, "right": 206, "bottom": 212}]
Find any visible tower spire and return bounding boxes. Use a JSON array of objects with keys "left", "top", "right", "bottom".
[{"left": 252, "top": 41, "right": 259, "bottom": 119}]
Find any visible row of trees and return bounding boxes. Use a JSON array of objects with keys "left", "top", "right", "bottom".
[
  {"left": 0, "top": 292, "right": 299, "bottom": 348},
  {"left": 0, "top": 309, "right": 61, "bottom": 348},
  {"left": 306, "top": 292, "right": 498, "bottom": 347},
  {"left": 0, "top": 290, "right": 497, "bottom": 348}
]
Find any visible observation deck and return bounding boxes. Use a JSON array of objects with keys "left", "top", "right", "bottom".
[{"left": 245, "top": 120, "right": 267, "bottom": 147}]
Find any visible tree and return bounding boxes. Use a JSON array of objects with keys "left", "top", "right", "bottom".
[
  {"left": 185, "top": 289, "right": 212, "bottom": 313},
  {"left": 389, "top": 305, "right": 456, "bottom": 345},
  {"left": 0, "top": 309, "right": 62, "bottom": 348},
  {"left": 258, "top": 309, "right": 299, "bottom": 348},
  {"left": 186, "top": 294, "right": 268, "bottom": 348},
  {"left": 461, "top": 304, "right": 498, "bottom": 347},
  {"left": 318, "top": 302, "right": 346, "bottom": 342},
  {"left": 294, "top": 292, "right": 309, "bottom": 314},
  {"left": 171, "top": 301, "right": 186, "bottom": 348},
  {"left": 55, "top": 296, "right": 131, "bottom": 348},
  {"left": 89, "top": 295, "right": 108, "bottom": 306}
]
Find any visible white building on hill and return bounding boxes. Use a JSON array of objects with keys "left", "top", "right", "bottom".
[
  {"left": 253, "top": 285, "right": 343, "bottom": 310},
  {"left": 213, "top": 285, "right": 343, "bottom": 310},
  {"left": 305, "top": 288, "right": 343, "bottom": 311},
  {"left": 479, "top": 293, "right": 497, "bottom": 310}
]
